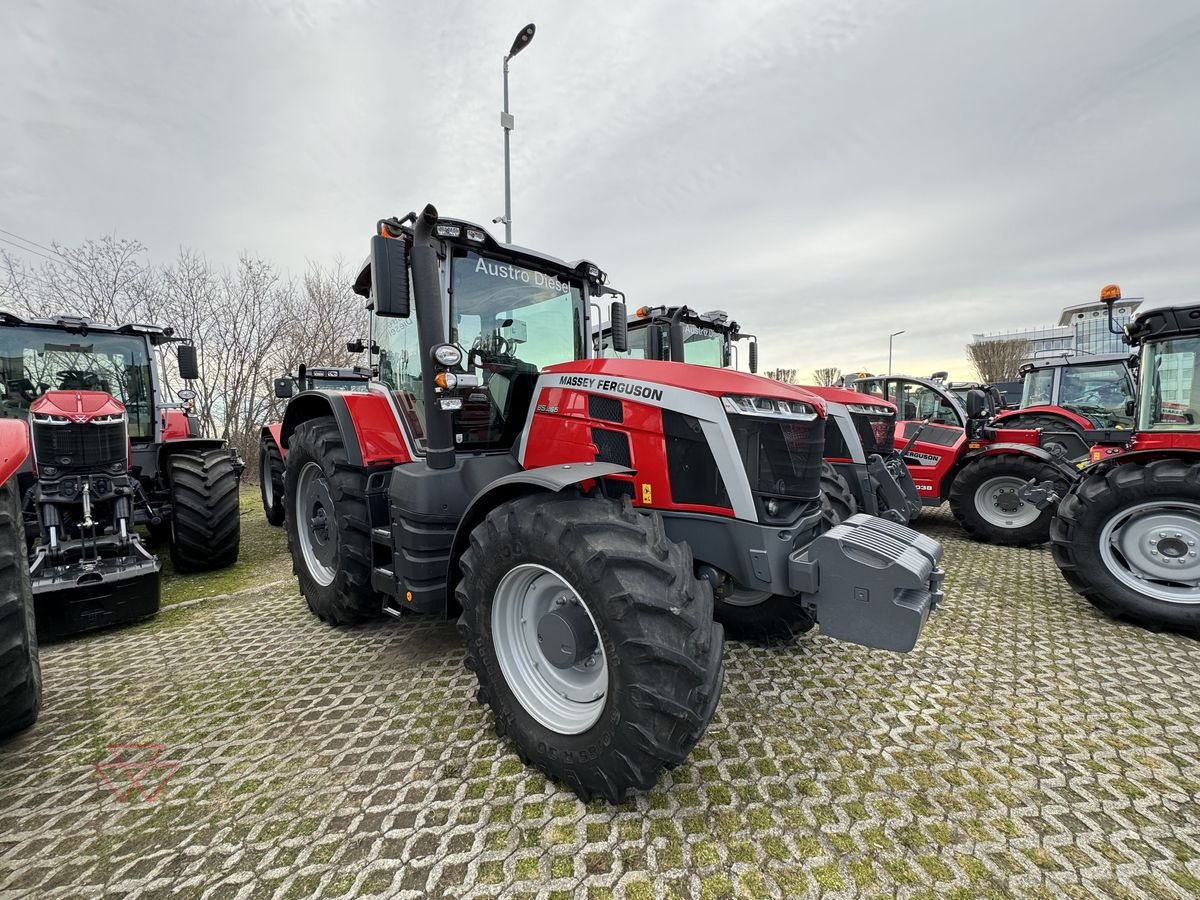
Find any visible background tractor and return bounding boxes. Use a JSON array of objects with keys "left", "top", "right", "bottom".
[
  {"left": 851, "top": 373, "right": 1078, "bottom": 545},
  {"left": 260, "top": 358, "right": 372, "bottom": 526},
  {"left": 0, "top": 312, "right": 241, "bottom": 640},
  {"left": 596, "top": 304, "right": 759, "bottom": 372},
  {"left": 1051, "top": 287, "right": 1200, "bottom": 633},
  {"left": 277, "top": 204, "right": 945, "bottom": 802},
  {"left": 0, "top": 423, "right": 38, "bottom": 738},
  {"left": 993, "top": 349, "right": 1137, "bottom": 460}
]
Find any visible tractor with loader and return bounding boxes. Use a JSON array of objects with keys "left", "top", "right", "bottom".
[
  {"left": 1051, "top": 286, "right": 1200, "bottom": 634},
  {"left": 276, "top": 204, "right": 945, "bottom": 801},
  {"left": 261, "top": 358, "right": 372, "bottom": 526}
]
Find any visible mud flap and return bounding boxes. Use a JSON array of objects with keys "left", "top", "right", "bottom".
[{"left": 788, "top": 514, "right": 944, "bottom": 652}]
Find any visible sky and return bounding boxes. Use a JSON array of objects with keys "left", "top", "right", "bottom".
[{"left": 1, "top": 0, "right": 1198, "bottom": 379}]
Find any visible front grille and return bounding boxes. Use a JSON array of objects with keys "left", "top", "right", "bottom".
[
  {"left": 850, "top": 410, "right": 896, "bottom": 456},
  {"left": 663, "top": 411, "right": 729, "bottom": 508},
  {"left": 591, "top": 427, "right": 632, "bottom": 467},
  {"left": 33, "top": 419, "right": 127, "bottom": 473},
  {"left": 729, "top": 414, "right": 825, "bottom": 502}
]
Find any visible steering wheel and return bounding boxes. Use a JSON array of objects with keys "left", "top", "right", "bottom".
[{"left": 57, "top": 369, "right": 99, "bottom": 389}]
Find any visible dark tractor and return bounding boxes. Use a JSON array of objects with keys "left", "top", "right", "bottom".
[
  {"left": 994, "top": 346, "right": 1137, "bottom": 460},
  {"left": 277, "top": 205, "right": 945, "bottom": 802},
  {"left": 0, "top": 422, "right": 38, "bottom": 738},
  {"left": 1052, "top": 286, "right": 1200, "bottom": 634},
  {"left": 0, "top": 312, "right": 241, "bottom": 640},
  {"left": 852, "top": 373, "right": 1077, "bottom": 546},
  {"left": 260, "top": 359, "right": 372, "bottom": 526}
]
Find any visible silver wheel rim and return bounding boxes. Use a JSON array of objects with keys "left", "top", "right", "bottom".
[
  {"left": 975, "top": 475, "right": 1041, "bottom": 529},
  {"left": 1098, "top": 501, "right": 1200, "bottom": 604},
  {"left": 296, "top": 461, "right": 337, "bottom": 587},
  {"left": 491, "top": 563, "right": 607, "bottom": 734},
  {"left": 261, "top": 450, "right": 275, "bottom": 508}
]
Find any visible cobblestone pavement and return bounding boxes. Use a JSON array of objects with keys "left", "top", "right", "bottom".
[{"left": 2, "top": 506, "right": 1199, "bottom": 899}]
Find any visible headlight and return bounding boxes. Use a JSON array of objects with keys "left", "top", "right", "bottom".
[
  {"left": 845, "top": 403, "right": 894, "bottom": 417},
  {"left": 432, "top": 343, "right": 463, "bottom": 367},
  {"left": 722, "top": 395, "right": 817, "bottom": 421},
  {"left": 434, "top": 223, "right": 462, "bottom": 238}
]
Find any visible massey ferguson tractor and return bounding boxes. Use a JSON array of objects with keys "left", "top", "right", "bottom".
[
  {"left": 851, "top": 373, "right": 1078, "bottom": 545},
  {"left": 0, "top": 312, "right": 241, "bottom": 640},
  {"left": 1051, "top": 287, "right": 1200, "bottom": 634},
  {"left": 276, "top": 205, "right": 945, "bottom": 802},
  {"left": 261, "top": 359, "right": 371, "bottom": 526},
  {"left": 598, "top": 309, "right": 921, "bottom": 525},
  {"left": 993, "top": 348, "right": 1137, "bottom": 460}
]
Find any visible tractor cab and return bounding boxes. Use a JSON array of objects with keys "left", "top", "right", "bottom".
[
  {"left": 596, "top": 305, "right": 758, "bottom": 372},
  {"left": 1007, "top": 352, "right": 1136, "bottom": 428}
]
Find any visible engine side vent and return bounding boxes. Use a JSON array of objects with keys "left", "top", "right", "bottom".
[
  {"left": 591, "top": 428, "right": 632, "bottom": 467},
  {"left": 588, "top": 394, "right": 623, "bottom": 423},
  {"left": 662, "top": 410, "right": 730, "bottom": 508}
]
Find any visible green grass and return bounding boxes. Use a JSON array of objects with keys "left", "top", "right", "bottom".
[{"left": 154, "top": 485, "right": 292, "bottom": 606}]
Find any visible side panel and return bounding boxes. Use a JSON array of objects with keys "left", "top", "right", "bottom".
[
  {"left": 0, "top": 419, "right": 30, "bottom": 485},
  {"left": 894, "top": 420, "right": 965, "bottom": 503},
  {"left": 160, "top": 409, "right": 192, "bottom": 441}
]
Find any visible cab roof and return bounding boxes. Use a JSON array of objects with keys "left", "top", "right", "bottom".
[{"left": 0, "top": 310, "right": 177, "bottom": 344}]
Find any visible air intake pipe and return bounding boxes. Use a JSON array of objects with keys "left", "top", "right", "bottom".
[{"left": 410, "top": 204, "right": 456, "bottom": 470}]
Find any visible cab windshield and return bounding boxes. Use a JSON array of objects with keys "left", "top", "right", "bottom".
[
  {"left": 1057, "top": 362, "right": 1135, "bottom": 426},
  {"left": 601, "top": 319, "right": 728, "bottom": 367},
  {"left": 1139, "top": 337, "right": 1199, "bottom": 431},
  {"left": 448, "top": 249, "right": 585, "bottom": 450},
  {"left": 0, "top": 325, "right": 154, "bottom": 439}
]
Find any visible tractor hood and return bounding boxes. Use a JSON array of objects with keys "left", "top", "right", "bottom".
[
  {"left": 800, "top": 384, "right": 897, "bottom": 412},
  {"left": 29, "top": 390, "right": 126, "bottom": 422},
  {"left": 543, "top": 359, "right": 827, "bottom": 416}
]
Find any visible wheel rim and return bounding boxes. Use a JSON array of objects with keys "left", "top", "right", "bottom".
[
  {"left": 974, "top": 475, "right": 1041, "bottom": 529},
  {"left": 296, "top": 461, "right": 337, "bottom": 587},
  {"left": 1098, "top": 501, "right": 1200, "bottom": 604},
  {"left": 261, "top": 450, "right": 275, "bottom": 509},
  {"left": 491, "top": 563, "right": 608, "bottom": 734}
]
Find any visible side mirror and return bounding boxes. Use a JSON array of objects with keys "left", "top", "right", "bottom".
[
  {"left": 965, "top": 388, "right": 987, "bottom": 419},
  {"left": 177, "top": 344, "right": 199, "bottom": 381},
  {"left": 748, "top": 339, "right": 758, "bottom": 374},
  {"left": 347, "top": 338, "right": 366, "bottom": 353},
  {"left": 371, "top": 234, "right": 411, "bottom": 318},
  {"left": 609, "top": 301, "right": 628, "bottom": 353},
  {"left": 274, "top": 378, "right": 294, "bottom": 399}
]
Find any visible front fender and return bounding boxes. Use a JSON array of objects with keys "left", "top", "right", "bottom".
[
  {"left": 0, "top": 419, "right": 30, "bottom": 486},
  {"left": 446, "top": 462, "right": 635, "bottom": 601},
  {"left": 961, "top": 443, "right": 1080, "bottom": 482}
]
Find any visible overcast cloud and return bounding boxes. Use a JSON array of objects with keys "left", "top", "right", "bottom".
[{"left": 2, "top": 0, "right": 1197, "bottom": 377}]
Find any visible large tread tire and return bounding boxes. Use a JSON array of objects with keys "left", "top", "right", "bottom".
[
  {"left": 949, "top": 454, "right": 1069, "bottom": 547},
  {"left": 819, "top": 462, "right": 857, "bottom": 526},
  {"left": 0, "top": 476, "right": 41, "bottom": 738},
  {"left": 457, "top": 493, "right": 724, "bottom": 803},
  {"left": 168, "top": 448, "right": 241, "bottom": 572},
  {"left": 260, "top": 437, "right": 285, "bottom": 527},
  {"left": 1051, "top": 459, "right": 1200, "bottom": 635},
  {"left": 1000, "top": 413, "right": 1090, "bottom": 461},
  {"left": 284, "top": 416, "right": 382, "bottom": 625}
]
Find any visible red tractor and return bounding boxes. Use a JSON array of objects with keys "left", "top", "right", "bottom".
[
  {"left": 260, "top": 359, "right": 372, "bottom": 526},
  {"left": 1052, "top": 287, "right": 1200, "bottom": 633},
  {"left": 598, "top": 308, "right": 921, "bottom": 525},
  {"left": 993, "top": 350, "right": 1137, "bottom": 460},
  {"left": 850, "top": 373, "right": 1078, "bottom": 545},
  {"left": 0, "top": 422, "right": 38, "bottom": 738},
  {"left": 277, "top": 205, "right": 945, "bottom": 801},
  {"left": 0, "top": 312, "right": 241, "bottom": 641}
]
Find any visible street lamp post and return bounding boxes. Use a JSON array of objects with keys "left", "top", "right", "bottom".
[
  {"left": 496, "top": 24, "right": 536, "bottom": 244},
  {"left": 888, "top": 330, "right": 906, "bottom": 375}
]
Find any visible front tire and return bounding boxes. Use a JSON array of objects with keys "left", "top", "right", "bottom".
[
  {"left": 1051, "top": 459, "right": 1200, "bottom": 634},
  {"left": 457, "top": 493, "right": 724, "bottom": 803},
  {"left": 260, "top": 437, "right": 285, "bottom": 527},
  {"left": 284, "top": 417, "right": 382, "bottom": 625},
  {"left": 167, "top": 448, "right": 241, "bottom": 571},
  {"left": 0, "top": 476, "right": 41, "bottom": 738},
  {"left": 949, "top": 454, "right": 1068, "bottom": 546},
  {"left": 820, "top": 462, "right": 857, "bottom": 526}
]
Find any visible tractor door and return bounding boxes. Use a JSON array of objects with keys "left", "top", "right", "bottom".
[{"left": 864, "top": 378, "right": 965, "bottom": 504}]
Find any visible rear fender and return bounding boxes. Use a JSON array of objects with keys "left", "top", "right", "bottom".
[
  {"left": 280, "top": 390, "right": 410, "bottom": 467},
  {"left": 947, "top": 442, "right": 1080, "bottom": 494},
  {"left": 995, "top": 405, "right": 1095, "bottom": 431},
  {"left": 261, "top": 422, "right": 284, "bottom": 459},
  {"left": 0, "top": 420, "right": 30, "bottom": 486},
  {"left": 446, "top": 462, "right": 635, "bottom": 602}
]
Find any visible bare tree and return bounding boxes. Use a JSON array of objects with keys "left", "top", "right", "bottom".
[
  {"left": 763, "top": 367, "right": 798, "bottom": 384},
  {"left": 966, "top": 338, "right": 1030, "bottom": 382},
  {"left": 811, "top": 366, "right": 842, "bottom": 386}
]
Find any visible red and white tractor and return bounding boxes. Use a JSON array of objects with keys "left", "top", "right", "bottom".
[
  {"left": 277, "top": 205, "right": 945, "bottom": 801},
  {"left": 1051, "top": 287, "right": 1200, "bottom": 633}
]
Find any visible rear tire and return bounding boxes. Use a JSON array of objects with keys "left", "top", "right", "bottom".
[
  {"left": 457, "top": 493, "right": 724, "bottom": 803},
  {"left": 168, "top": 448, "right": 241, "bottom": 572},
  {"left": 1051, "top": 459, "right": 1200, "bottom": 635},
  {"left": 0, "top": 476, "right": 41, "bottom": 738},
  {"left": 949, "top": 454, "right": 1068, "bottom": 547},
  {"left": 285, "top": 416, "right": 382, "bottom": 625},
  {"left": 1000, "top": 413, "right": 1089, "bottom": 461},
  {"left": 820, "top": 462, "right": 857, "bottom": 526},
  {"left": 260, "top": 437, "right": 285, "bottom": 527}
]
